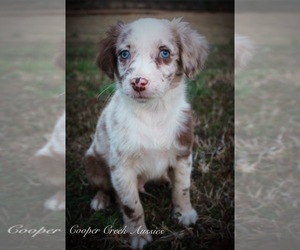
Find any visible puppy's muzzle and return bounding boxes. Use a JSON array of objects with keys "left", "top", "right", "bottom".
[{"left": 130, "top": 77, "right": 149, "bottom": 92}]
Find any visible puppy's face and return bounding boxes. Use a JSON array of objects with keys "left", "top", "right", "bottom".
[
  {"left": 116, "top": 19, "right": 182, "bottom": 101},
  {"left": 97, "top": 18, "right": 208, "bottom": 102}
]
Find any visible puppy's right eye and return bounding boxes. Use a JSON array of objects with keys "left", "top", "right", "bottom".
[{"left": 120, "top": 50, "right": 130, "bottom": 60}]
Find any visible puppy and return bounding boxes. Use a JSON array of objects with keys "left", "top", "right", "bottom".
[{"left": 84, "top": 18, "right": 208, "bottom": 249}]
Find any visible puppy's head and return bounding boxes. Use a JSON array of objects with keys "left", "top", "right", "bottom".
[{"left": 96, "top": 18, "right": 208, "bottom": 102}]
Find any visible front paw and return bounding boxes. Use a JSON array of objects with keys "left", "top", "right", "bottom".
[
  {"left": 90, "top": 191, "right": 110, "bottom": 211},
  {"left": 130, "top": 231, "right": 153, "bottom": 250},
  {"left": 175, "top": 208, "right": 198, "bottom": 226}
]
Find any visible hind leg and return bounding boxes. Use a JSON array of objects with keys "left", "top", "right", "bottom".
[
  {"left": 84, "top": 150, "right": 113, "bottom": 211},
  {"left": 90, "top": 190, "right": 110, "bottom": 211}
]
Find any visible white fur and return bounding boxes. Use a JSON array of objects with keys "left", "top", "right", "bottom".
[
  {"left": 177, "top": 209, "right": 198, "bottom": 225},
  {"left": 90, "top": 197, "right": 106, "bottom": 211}
]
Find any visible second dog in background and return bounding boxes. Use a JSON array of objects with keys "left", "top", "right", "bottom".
[{"left": 84, "top": 18, "right": 208, "bottom": 249}]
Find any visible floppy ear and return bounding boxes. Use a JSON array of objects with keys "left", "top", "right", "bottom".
[
  {"left": 171, "top": 18, "right": 209, "bottom": 78},
  {"left": 96, "top": 21, "right": 124, "bottom": 79}
]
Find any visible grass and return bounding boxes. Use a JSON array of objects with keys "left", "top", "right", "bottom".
[{"left": 66, "top": 13, "right": 234, "bottom": 250}]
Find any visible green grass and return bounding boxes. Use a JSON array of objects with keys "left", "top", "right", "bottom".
[{"left": 66, "top": 38, "right": 234, "bottom": 249}]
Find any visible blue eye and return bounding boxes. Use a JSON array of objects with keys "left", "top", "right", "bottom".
[
  {"left": 160, "top": 49, "right": 170, "bottom": 58},
  {"left": 120, "top": 50, "right": 130, "bottom": 59}
]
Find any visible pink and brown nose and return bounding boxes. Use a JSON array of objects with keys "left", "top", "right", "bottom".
[{"left": 130, "top": 77, "right": 149, "bottom": 92}]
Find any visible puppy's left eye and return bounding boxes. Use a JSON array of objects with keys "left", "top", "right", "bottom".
[{"left": 159, "top": 49, "right": 170, "bottom": 59}]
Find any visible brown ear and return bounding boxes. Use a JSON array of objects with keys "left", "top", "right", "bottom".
[
  {"left": 96, "top": 21, "right": 124, "bottom": 79},
  {"left": 171, "top": 18, "right": 209, "bottom": 78}
]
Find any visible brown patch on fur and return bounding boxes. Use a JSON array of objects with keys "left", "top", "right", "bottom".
[
  {"left": 84, "top": 152, "right": 112, "bottom": 191},
  {"left": 169, "top": 58, "right": 183, "bottom": 88},
  {"left": 155, "top": 55, "right": 172, "bottom": 68},
  {"left": 172, "top": 29, "right": 183, "bottom": 61},
  {"left": 96, "top": 21, "right": 124, "bottom": 79},
  {"left": 177, "top": 109, "right": 194, "bottom": 150},
  {"left": 123, "top": 205, "right": 135, "bottom": 219}
]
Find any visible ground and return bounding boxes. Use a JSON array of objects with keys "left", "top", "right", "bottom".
[{"left": 66, "top": 11, "right": 234, "bottom": 250}]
